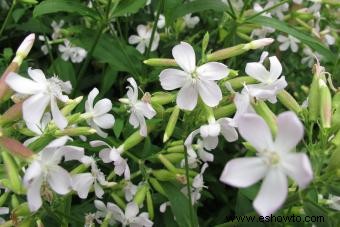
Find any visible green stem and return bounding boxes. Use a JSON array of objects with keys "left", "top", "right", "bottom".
[
  {"left": 0, "top": 0, "right": 16, "bottom": 37},
  {"left": 145, "top": 0, "right": 164, "bottom": 57},
  {"left": 184, "top": 148, "right": 195, "bottom": 227}
]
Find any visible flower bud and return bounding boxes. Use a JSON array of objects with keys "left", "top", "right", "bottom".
[
  {"left": 111, "top": 193, "right": 126, "bottom": 209},
  {"left": 327, "top": 147, "right": 340, "bottom": 172},
  {"left": 146, "top": 190, "right": 154, "bottom": 220},
  {"left": 319, "top": 79, "right": 332, "bottom": 128},
  {"left": 243, "top": 38, "right": 274, "bottom": 50},
  {"left": 143, "top": 58, "right": 177, "bottom": 67},
  {"left": 54, "top": 127, "right": 96, "bottom": 136},
  {"left": 277, "top": 90, "right": 302, "bottom": 114},
  {"left": 151, "top": 92, "right": 175, "bottom": 105},
  {"left": 224, "top": 76, "right": 257, "bottom": 90},
  {"left": 201, "top": 32, "right": 210, "bottom": 61},
  {"left": 13, "top": 34, "right": 35, "bottom": 65},
  {"left": 121, "top": 123, "right": 156, "bottom": 151},
  {"left": 0, "top": 137, "right": 34, "bottom": 158},
  {"left": 214, "top": 103, "right": 236, "bottom": 119},
  {"left": 61, "top": 96, "right": 83, "bottom": 116},
  {"left": 206, "top": 44, "right": 245, "bottom": 62},
  {"left": 252, "top": 101, "right": 277, "bottom": 135},
  {"left": 11, "top": 194, "right": 20, "bottom": 209},
  {"left": 163, "top": 106, "right": 180, "bottom": 142},
  {"left": 308, "top": 75, "right": 321, "bottom": 122},
  {"left": 133, "top": 184, "right": 148, "bottom": 206},
  {"left": 158, "top": 154, "right": 177, "bottom": 172},
  {"left": 332, "top": 130, "right": 340, "bottom": 147},
  {"left": 0, "top": 102, "right": 23, "bottom": 125},
  {"left": 149, "top": 178, "right": 166, "bottom": 196},
  {"left": 27, "top": 134, "right": 55, "bottom": 152},
  {"left": 1, "top": 152, "right": 23, "bottom": 194},
  {"left": 166, "top": 145, "right": 185, "bottom": 153},
  {"left": 19, "top": 0, "right": 38, "bottom": 4},
  {"left": 152, "top": 169, "right": 177, "bottom": 181},
  {"left": 0, "top": 192, "right": 9, "bottom": 207}
]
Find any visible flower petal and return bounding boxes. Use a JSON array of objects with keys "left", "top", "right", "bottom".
[
  {"left": 90, "top": 140, "right": 110, "bottom": 148},
  {"left": 72, "top": 173, "right": 94, "bottom": 199},
  {"left": 5, "top": 72, "right": 43, "bottom": 95},
  {"left": 47, "top": 166, "right": 72, "bottom": 194},
  {"left": 281, "top": 152, "right": 313, "bottom": 189},
  {"left": 197, "top": 79, "right": 222, "bottom": 107},
  {"left": 99, "top": 148, "right": 113, "bottom": 163},
  {"left": 274, "top": 111, "right": 303, "bottom": 152},
  {"left": 128, "top": 35, "right": 141, "bottom": 44},
  {"left": 23, "top": 93, "right": 50, "bottom": 124},
  {"left": 245, "top": 62, "right": 270, "bottom": 83},
  {"left": 269, "top": 56, "right": 282, "bottom": 81},
  {"left": 127, "top": 77, "right": 138, "bottom": 103},
  {"left": 125, "top": 202, "right": 139, "bottom": 219},
  {"left": 218, "top": 118, "right": 238, "bottom": 142},
  {"left": 93, "top": 99, "right": 112, "bottom": 116},
  {"left": 159, "top": 69, "right": 188, "bottom": 90},
  {"left": 253, "top": 168, "right": 288, "bottom": 216},
  {"left": 23, "top": 161, "right": 42, "bottom": 186},
  {"left": 176, "top": 82, "right": 198, "bottom": 111},
  {"left": 172, "top": 42, "right": 196, "bottom": 73},
  {"left": 94, "top": 113, "right": 115, "bottom": 129},
  {"left": 26, "top": 178, "right": 43, "bottom": 212},
  {"left": 219, "top": 157, "right": 267, "bottom": 187},
  {"left": 51, "top": 97, "right": 68, "bottom": 129},
  {"left": 197, "top": 62, "right": 229, "bottom": 80},
  {"left": 237, "top": 113, "right": 274, "bottom": 152},
  {"left": 86, "top": 88, "right": 99, "bottom": 112},
  {"left": 135, "top": 102, "right": 156, "bottom": 119},
  {"left": 28, "top": 68, "right": 47, "bottom": 84}
]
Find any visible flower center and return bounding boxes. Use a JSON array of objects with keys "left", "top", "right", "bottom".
[
  {"left": 261, "top": 149, "right": 281, "bottom": 166},
  {"left": 46, "top": 76, "right": 71, "bottom": 96}
]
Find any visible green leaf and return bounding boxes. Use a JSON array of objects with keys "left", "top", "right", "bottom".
[
  {"left": 113, "top": 118, "right": 124, "bottom": 138},
  {"left": 15, "top": 18, "right": 51, "bottom": 33},
  {"left": 165, "top": 0, "right": 227, "bottom": 24},
  {"left": 33, "top": 0, "right": 97, "bottom": 18},
  {"left": 73, "top": 30, "right": 143, "bottom": 75},
  {"left": 100, "top": 67, "right": 117, "bottom": 96},
  {"left": 303, "top": 200, "right": 332, "bottom": 227},
  {"left": 161, "top": 182, "right": 198, "bottom": 227},
  {"left": 49, "top": 57, "right": 76, "bottom": 87},
  {"left": 113, "top": 0, "right": 147, "bottom": 17},
  {"left": 250, "top": 16, "right": 336, "bottom": 62}
]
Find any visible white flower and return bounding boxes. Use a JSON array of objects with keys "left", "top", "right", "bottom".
[
  {"left": 23, "top": 137, "right": 83, "bottom": 211},
  {"left": 245, "top": 51, "right": 287, "bottom": 103},
  {"left": 264, "top": 0, "right": 289, "bottom": 20},
  {"left": 6, "top": 68, "right": 72, "bottom": 129},
  {"left": 159, "top": 42, "right": 229, "bottom": 110},
  {"left": 328, "top": 194, "right": 340, "bottom": 211},
  {"left": 124, "top": 182, "right": 138, "bottom": 202},
  {"left": 51, "top": 20, "right": 64, "bottom": 40},
  {"left": 58, "top": 40, "right": 87, "bottom": 63},
  {"left": 128, "top": 24, "right": 160, "bottom": 54},
  {"left": 230, "top": 90, "right": 255, "bottom": 127},
  {"left": 0, "top": 207, "right": 9, "bottom": 224},
  {"left": 24, "top": 112, "right": 51, "bottom": 146},
  {"left": 90, "top": 140, "right": 130, "bottom": 179},
  {"left": 95, "top": 201, "right": 153, "bottom": 227},
  {"left": 159, "top": 202, "right": 170, "bottom": 213},
  {"left": 85, "top": 88, "right": 115, "bottom": 138},
  {"left": 72, "top": 157, "right": 113, "bottom": 199},
  {"left": 251, "top": 3, "right": 275, "bottom": 39},
  {"left": 121, "top": 77, "right": 156, "bottom": 137},
  {"left": 277, "top": 35, "right": 300, "bottom": 52},
  {"left": 184, "top": 118, "right": 238, "bottom": 164},
  {"left": 301, "top": 47, "right": 321, "bottom": 68},
  {"left": 183, "top": 14, "right": 199, "bottom": 29},
  {"left": 157, "top": 14, "right": 166, "bottom": 29},
  {"left": 220, "top": 111, "right": 313, "bottom": 216}
]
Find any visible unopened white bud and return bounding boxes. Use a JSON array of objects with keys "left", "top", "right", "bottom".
[
  {"left": 243, "top": 38, "right": 274, "bottom": 50},
  {"left": 13, "top": 33, "right": 35, "bottom": 64}
]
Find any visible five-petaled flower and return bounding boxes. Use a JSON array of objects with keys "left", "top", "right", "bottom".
[
  {"left": 159, "top": 42, "right": 229, "bottom": 110},
  {"left": 220, "top": 111, "right": 313, "bottom": 216}
]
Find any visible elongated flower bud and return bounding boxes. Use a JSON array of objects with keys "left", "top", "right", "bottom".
[
  {"left": 152, "top": 169, "right": 177, "bottom": 181},
  {"left": 166, "top": 145, "right": 185, "bottom": 153},
  {"left": 0, "top": 137, "right": 34, "bottom": 158},
  {"left": 319, "top": 79, "right": 332, "bottom": 128},
  {"left": 163, "top": 106, "right": 180, "bottom": 142},
  {"left": 332, "top": 130, "right": 340, "bottom": 147},
  {"left": 146, "top": 190, "right": 154, "bottom": 220},
  {"left": 243, "top": 38, "right": 274, "bottom": 50},
  {"left": 308, "top": 75, "right": 321, "bottom": 122},
  {"left": 0, "top": 192, "right": 9, "bottom": 207},
  {"left": 277, "top": 90, "right": 302, "bottom": 114},
  {"left": 225, "top": 76, "right": 257, "bottom": 90},
  {"left": 1, "top": 152, "right": 23, "bottom": 194},
  {"left": 111, "top": 193, "right": 126, "bottom": 209},
  {"left": 252, "top": 101, "right": 278, "bottom": 135},
  {"left": 133, "top": 184, "right": 148, "bottom": 206},
  {"left": 151, "top": 92, "right": 175, "bottom": 105},
  {"left": 143, "top": 58, "right": 177, "bottom": 67},
  {"left": 61, "top": 96, "right": 83, "bottom": 115},
  {"left": 158, "top": 154, "right": 177, "bottom": 172},
  {"left": 121, "top": 123, "right": 156, "bottom": 151},
  {"left": 149, "top": 178, "right": 166, "bottom": 196},
  {"left": 0, "top": 102, "right": 23, "bottom": 125},
  {"left": 55, "top": 127, "right": 96, "bottom": 136},
  {"left": 214, "top": 103, "right": 236, "bottom": 119},
  {"left": 13, "top": 33, "right": 35, "bottom": 65}
]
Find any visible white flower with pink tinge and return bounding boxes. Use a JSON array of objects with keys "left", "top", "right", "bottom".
[
  {"left": 6, "top": 68, "right": 71, "bottom": 129},
  {"left": 159, "top": 42, "right": 229, "bottom": 110},
  {"left": 220, "top": 111, "right": 313, "bottom": 216}
]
